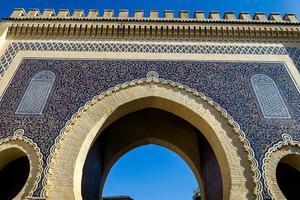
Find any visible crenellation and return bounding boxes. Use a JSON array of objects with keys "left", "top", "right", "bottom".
[
  {"left": 3, "top": 8, "right": 300, "bottom": 41},
  {"left": 149, "top": 10, "right": 159, "bottom": 18},
  {"left": 269, "top": 13, "right": 283, "bottom": 22},
  {"left": 88, "top": 9, "right": 99, "bottom": 18},
  {"left": 179, "top": 10, "right": 189, "bottom": 19},
  {"left": 27, "top": 8, "right": 40, "bottom": 17},
  {"left": 57, "top": 9, "right": 70, "bottom": 18},
  {"left": 253, "top": 12, "right": 267, "bottom": 21},
  {"left": 6, "top": 8, "right": 299, "bottom": 23},
  {"left": 283, "top": 13, "right": 298, "bottom": 22},
  {"left": 209, "top": 11, "right": 221, "bottom": 20},
  {"left": 164, "top": 10, "right": 174, "bottom": 19},
  {"left": 194, "top": 11, "right": 205, "bottom": 20},
  {"left": 238, "top": 12, "right": 250, "bottom": 21},
  {"left": 103, "top": 9, "right": 114, "bottom": 18},
  {"left": 42, "top": 9, "right": 55, "bottom": 17},
  {"left": 134, "top": 10, "right": 144, "bottom": 18},
  {"left": 119, "top": 9, "right": 129, "bottom": 18},
  {"left": 73, "top": 9, "right": 85, "bottom": 18},
  {"left": 10, "top": 8, "right": 26, "bottom": 18},
  {"left": 224, "top": 12, "right": 236, "bottom": 20}
]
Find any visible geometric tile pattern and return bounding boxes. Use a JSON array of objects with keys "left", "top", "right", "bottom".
[
  {"left": 0, "top": 59, "right": 299, "bottom": 199},
  {"left": 0, "top": 42, "right": 300, "bottom": 78},
  {"left": 15, "top": 70, "right": 55, "bottom": 114},
  {"left": 0, "top": 41, "right": 300, "bottom": 199},
  {"left": 251, "top": 74, "right": 291, "bottom": 118}
]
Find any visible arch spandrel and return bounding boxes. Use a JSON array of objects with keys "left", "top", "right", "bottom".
[{"left": 44, "top": 77, "right": 261, "bottom": 200}]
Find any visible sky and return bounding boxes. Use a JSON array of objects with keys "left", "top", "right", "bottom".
[
  {"left": 103, "top": 144, "right": 198, "bottom": 200},
  {"left": 0, "top": 0, "right": 300, "bottom": 18}
]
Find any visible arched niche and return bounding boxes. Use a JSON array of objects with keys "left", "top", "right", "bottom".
[
  {"left": 250, "top": 73, "right": 290, "bottom": 119},
  {"left": 16, "top": 70, "right": 56, "bottom": 115}
]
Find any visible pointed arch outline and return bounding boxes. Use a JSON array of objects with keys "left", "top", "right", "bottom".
[{"left": 42, "top": 73, "right": 263, "bottom": 200}]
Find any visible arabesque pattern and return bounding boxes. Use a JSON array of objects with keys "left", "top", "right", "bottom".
[
  {"left": 1, "top": 42, "right": 300, "bottom": 77},
  {"left": 1, "top": 58, "right": 299, "bottom": 198}
]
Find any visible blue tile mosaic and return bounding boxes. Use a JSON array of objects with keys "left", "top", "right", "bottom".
[{"left": 0, "top": 58, "right": 300, "bottom": 198}]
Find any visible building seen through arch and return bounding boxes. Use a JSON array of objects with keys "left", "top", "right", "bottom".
[{"left": 0, "top": 7, "right": 299, "bottom": 200}]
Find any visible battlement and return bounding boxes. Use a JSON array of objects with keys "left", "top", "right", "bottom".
[
  {"left": 4, "top": 8, "right": 300, "bottom": 42},
  {"left": 8, "top": 8, "right": 299, "bottom": 23}
]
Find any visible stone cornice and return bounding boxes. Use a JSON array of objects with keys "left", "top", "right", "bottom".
[{"left": 3, "top": 8, "right": 300, "bottom": 42}]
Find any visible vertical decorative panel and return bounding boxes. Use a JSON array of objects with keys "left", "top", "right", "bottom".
[
  {"left": 16, "top": 71, "right": 55, "bottom": 114},
  {"left": 251, "top": 74, "right": 290, "bottom": 118}
]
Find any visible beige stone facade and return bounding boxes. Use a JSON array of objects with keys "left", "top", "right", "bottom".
[{"left": 0, "top": 8, "right": 299, "bottom": 200}]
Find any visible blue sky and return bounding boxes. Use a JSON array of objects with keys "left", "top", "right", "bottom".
[
  {"left": 103, "top": 145, "right": 198, "bottom": 200},
  {"left": 0, "top": 0, "right": 300, "bottom": 18}
]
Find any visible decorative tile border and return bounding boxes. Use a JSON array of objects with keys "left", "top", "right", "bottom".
[{"left": 0, "top": 42, "right": 300, "bottom": 78}]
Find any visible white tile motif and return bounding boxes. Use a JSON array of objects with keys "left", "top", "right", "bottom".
[
  {"left": 16, "top": 71, "right": 55, "bottom": 114},
  {"left": 251, "top": 74, "right": 291, "bottom": 118},
  {"left": 1, "top": 42, "right": 300, "bottom": 78}
]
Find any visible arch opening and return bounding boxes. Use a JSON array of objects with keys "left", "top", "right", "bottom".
[
  {"left": 276, "top": 154, "right": 300, "bottom": 200},
  {"left": 82, "top": 108, "right": 223, "bottom": 200},
  {"left": 0, "top": 148, "right": 30, "bottom": 200},
  {"left": 47, "top": 83, "right": 254, "bottom": 199},
  {"left": 102, "top": 144, "right": 199, "bottom": 200}
]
